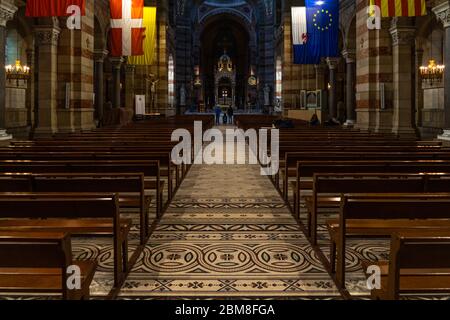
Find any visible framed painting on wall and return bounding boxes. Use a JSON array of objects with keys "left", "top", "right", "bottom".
[{"left": 306, "top": 91, "right": 317, "bottom": 109}]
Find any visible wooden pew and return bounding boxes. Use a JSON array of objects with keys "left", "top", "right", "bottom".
[
  {"left": 362, "top": 230, "right": 450, "bottom": 300},
  {"left": 0, "top": 231, "right": 97, "bottom": 300},
  {"left": 292, "top": 160, "right": 450, "bottom": 218},
  {"left": 307, "top": 173, "right": 450, "bottom": 245},
  {"left": 280, "top": 151, "right": 450, "bottom": 199},
  {"left": 329, "top": 193, "right": 450, "bottom": 289},
  {"left": 0, "top": 150, "right": 177, "bottom": 201},
  {"left": 0, "top": 159, "right": 163, "bottom": 217},
  {"left": 0, "top": 193, "right": 127, "bottom": 287},
  {"left": 32, "top": 173, "right": 149, "bottom": 244}
]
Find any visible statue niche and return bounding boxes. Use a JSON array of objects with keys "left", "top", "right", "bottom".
[{"left": 214, "top": 51, "right": 235, "bottom": 107}]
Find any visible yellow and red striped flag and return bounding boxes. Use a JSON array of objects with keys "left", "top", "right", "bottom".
[{"left": 369, "top": 0, "right": 426, "bottom": 17}]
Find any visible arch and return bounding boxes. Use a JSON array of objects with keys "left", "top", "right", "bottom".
[
  {"left": 94, "top": 16, "right": 106, "bottom": 51},
  {"left": 199, "top": 13, "right": 251, "bottom": 108}
]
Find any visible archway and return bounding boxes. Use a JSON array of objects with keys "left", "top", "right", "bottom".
[{"left": 200, "top": 14, "right": 250, "bottom": 109}]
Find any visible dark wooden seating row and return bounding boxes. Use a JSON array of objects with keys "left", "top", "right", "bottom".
[
  {"left": 0, "top": 173, "right": 150, "bottom": 244},
  {"left": 280, "top": 152, "right": 450, "bottom": 200},
  {"left": 291, "top": 160, "right": 450, "bottom": 218},
  {"left": 0, "top": 231, "right": 97, "bottom": 300},
  {"left": 306, "top": 173, "right": 450, "bottom": 245},
  {"left": 0, "top": 159, "right": 163, "bottom": 218},
  {"left": 0, "top": 193, "right": 125, "bottom": 287},
  {"left": 362, "top": 230, "right": 450, "bottom": 300},
  {"left": 0, "top": 150, "right": 177, "bottom": 202}
]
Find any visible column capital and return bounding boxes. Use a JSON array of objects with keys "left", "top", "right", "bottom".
[
  {"left": 125, "top": 64, "right": 136, "bottom": 73},
  {"left": 433, "top": 1, "right": 450, "bottom": 29},
  {"left": 342, "top": 49, "right": 356, "bottom": 63},
  {"left": 389, "top": 25, "right": 416, "bottom": 46},
  {"left": 26, "top": 48, "right": 35, "bottom": 68},
  {"left": 389, "top": 18, "right": 416, "bottom": 46},
  {"left": 326, "top": 57, "right": 340, "bottom": 70},
  {"left": 94, "top": 49, "right": 109, "bottom": 62},
  {"left": 110, "top": 57, "right": 124, "bottom": 69},
  {"left": 0, "top": 1, "right": 17, "bottom": 27},
  {"left": 34, "top": 27, "right": 61, "bottom": 46}
]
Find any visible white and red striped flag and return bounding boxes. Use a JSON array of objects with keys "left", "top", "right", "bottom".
[{"left": 109, "top": 0, "right": 145, "bottom": 57}]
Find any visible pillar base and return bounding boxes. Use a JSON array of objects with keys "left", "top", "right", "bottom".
[
  {"left": 0, "top": 129, "right": 12, "bottom": 141},
  {"left": 343, "top": 119, "right": 355, "bottom": 127},
  {"left": 33, "top": 126, "right": 57, "bottom": 138},
  {"left": 393, "top": 127, "right": 418, "bottom": 140},
  {"left": 438, "top": 129, "right": 450, "bottom": 141},
  {"left": 166, "top": 108, "right": 176, "bottom": 117}
]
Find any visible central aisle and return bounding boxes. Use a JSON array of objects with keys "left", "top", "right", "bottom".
[{"left": 119, "top": 126, "right": 340, "bottom": 299}]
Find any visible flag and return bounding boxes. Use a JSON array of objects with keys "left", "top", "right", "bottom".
[
  {"left": 293, "top": 0, "right": 339, "bottom": 64},
  {"left": 25, "top": 0, "right": 85, "bottom": 17},
  {"left": 109, "top": 0, "right": 145, "bottom": 57},
  {"left": 292, "top": 7, "right": 311, "bottom": 64},
  {"left": 370, "top": 0, "right": 426, "bottom": 17},
  {"left": 128, "top": 7, "right": 157, "bottom": 65}
]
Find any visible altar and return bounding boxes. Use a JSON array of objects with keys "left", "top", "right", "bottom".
[{"left": 214, "top": 51, "right": 235, "bottom": 107}]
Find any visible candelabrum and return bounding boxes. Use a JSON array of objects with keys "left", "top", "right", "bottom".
[{"left": 420, "top": 59, "right": 445, "bottom": 86}]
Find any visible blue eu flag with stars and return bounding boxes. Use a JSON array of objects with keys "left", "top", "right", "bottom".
[{"left": 294, "top": 0, "right": 339, "bottom": 64}]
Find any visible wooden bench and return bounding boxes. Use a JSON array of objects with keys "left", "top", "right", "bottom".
[
  {"left": 307, "top": 173, "right": 450, "bottom": 245},
  {"left": 280, "top": 151, "right": 450, "bottom": 199},
  {"left": 0, "top": 231, "right": 97, "bottom": 299},
  {"left": 31, "top": 173, "right": 150, "bottom": 244},
  {"left": 0, "top": 151, "right": 176, "bottom": 201},
  {"left": 0, "top": 193, "right": 128, "bottom": 287},
  {"left": 328, "top": 193, "right": 450, "bottom": 289},
  {"left": 291, "top": 160, "right": 450, "bottom": 218},
  {"left": 0, "top": 159, "right": 163, "bottom": 217},
  {"left": 362, "top": 230, "right": 450, "bottom": 300}
]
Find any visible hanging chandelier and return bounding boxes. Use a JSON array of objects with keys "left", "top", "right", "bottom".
[
  {"left": 5, "top": 59, "right": 30, "bottom": 81},
  {"left": 5, "top": 31, "right": 30, "bottom": 84},
  {"left": 420, "top": 59, "right": 445, "bottom": 85}
]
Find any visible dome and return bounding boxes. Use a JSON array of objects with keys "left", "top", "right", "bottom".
[{"left": 203, "top": 0, "right": 247, "bottom": 8}]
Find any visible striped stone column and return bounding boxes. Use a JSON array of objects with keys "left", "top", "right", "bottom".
[
  {"left": 355, "top": 0, "right": 393, "bottom": 132},
  {"left": 56, "top": 0, "right": 95, "bottom": 132},
  {"left": 0, "top": 0, "right": 17, "bottom": 140},
  {"left": 389, "top": 17, "right": 417, "bottom": 138},
  {"left": 433, "top": 1, "right": 450, "bottom": 141},
  {"left": 34, "top": 26, "right": 61, "bottom": 136}
]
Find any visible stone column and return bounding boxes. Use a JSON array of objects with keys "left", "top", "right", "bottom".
[
  {"left": 26, "top": 48, "right": 35, "bottom": 128},
  {"left": 433, "top": 2, "right": 450, "bottom": 141},
  {"left": 314, "top": 63, "right": 326, "bottom": 90},
  {"left": 94, "top": 49, "right": 108, "bottom": 124},
  {"left": 110, "top": 57, "right": 123, "bottom": 109},
  {"left": 0, "top": 1, "right": 17, "bottom": 140},
  {"left": 326, "top": 57, "right": 340, "bottom": 120},
  {"left": 342, "top": 50, "right": 356, "bottom": 126},
  {"left": 125, "top": 64, "right": 136, "bottom": 112},
  {"left": 34, "top": 26, "right": 61, "bottom": 136},
  {"left": 389, "top": 18, "right": 417, "bottom": 138}
]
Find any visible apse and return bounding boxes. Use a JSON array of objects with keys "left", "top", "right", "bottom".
[{"left": 200, "top": 14, "right": 250, "bottom": 109}]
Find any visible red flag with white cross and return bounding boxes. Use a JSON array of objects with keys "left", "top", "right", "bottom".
[
  {"left": 25, "top": 0, "right": 86, "bottom": 17},
  {"left": 109, "top": 0, "right": 146, "bottom": 57}
]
